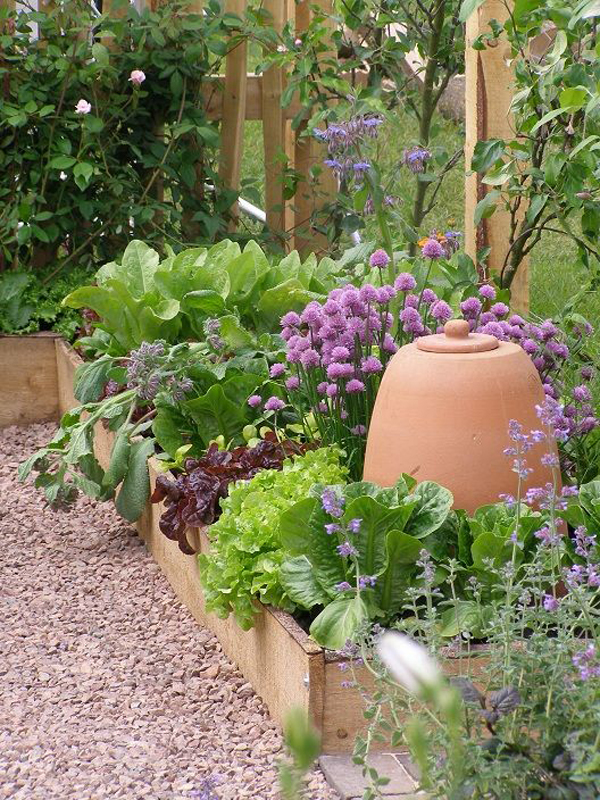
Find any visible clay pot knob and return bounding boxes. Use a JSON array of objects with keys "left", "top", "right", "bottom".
[{"left": 444, "top": 319, "right": 470, "bottom": 339}]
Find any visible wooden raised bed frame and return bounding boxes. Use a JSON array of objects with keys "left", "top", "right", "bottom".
[{"left": 1, "top": 334, "right": 490, "bottom": 754}]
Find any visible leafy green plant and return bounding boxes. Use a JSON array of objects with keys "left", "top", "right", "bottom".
[
  {"left": 197, "top": 446, "right": 347, "bottom": 630},
  {"left": 63, "top": 238, "right": 342, "bottom": 355},
  {"left": 278, "top": 477, "right": 453, "bottom": 649},
  {"left": 0, "top": 272, "right": 33, "bottom": 331}
]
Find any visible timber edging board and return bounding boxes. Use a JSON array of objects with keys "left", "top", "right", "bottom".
[{"left": 1, "top": 335, "right": 492, "bottom": 754}]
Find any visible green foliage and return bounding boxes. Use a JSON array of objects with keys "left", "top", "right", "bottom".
[
  {"left": 0, "top": 0, "right": 250, "bottom": 272},
  {"left": 279, "top": 478, "right": 453, "bottom": 649},
  {"left": 278, "top": 709, "right": 321, "bottom": 800},
  {"left": 196, "top": 447, "right": 347, "bottom": 630},
  {"left": 63, "top": 239, "right": 341, "bottom": 355}
]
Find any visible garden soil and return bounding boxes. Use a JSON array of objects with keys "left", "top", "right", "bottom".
[{"left": 0, "top": 423, "right": 338, "bottom": 800}]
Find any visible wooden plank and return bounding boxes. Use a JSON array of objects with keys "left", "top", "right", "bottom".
[
  {"left": 55, "top": 339, "right": 80, "bottom": 419},
  {"left": 219, "top": 0, "right": 248, "bottom": 230},
  {"left": 293, "top": 0, "right": 337, "bottom": 254},
  {"left": 464, "top": 0, "right": 529, "bottom": 313},
  {"left": 134, "top": 457, "right": 320, "bottom": 731},
  {"left": 0, "top": 335, "right": 59, "bottom": 428}
]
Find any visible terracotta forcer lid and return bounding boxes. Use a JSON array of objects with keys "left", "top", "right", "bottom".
[{"left": 416, "top": 319, "right": 499, "bottom": 354}]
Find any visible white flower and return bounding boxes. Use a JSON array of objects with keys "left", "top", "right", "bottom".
[
  {"left": 129, "top": 69, "right": 146, "bottom": 86},
  {"left": 377, "top": 631, "right": 441, "bottom": 696},
  {"left": 294, "top": 37, "right": 302, "bottom": 47},
  {"left": 75, "top": 99, "right": 92, "bottom": 115},
  {"left": 276, "top": 44, "right": 288, "bottom": 53},
  {"left": 59, "top": 171, "right": 67, "bottom": 181}
]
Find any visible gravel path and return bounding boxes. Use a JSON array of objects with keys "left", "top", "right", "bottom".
[{"left": 0, "top": 423, "right": 338, "bottom": 800}]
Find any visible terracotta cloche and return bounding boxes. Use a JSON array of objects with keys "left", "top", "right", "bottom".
[{"left": 363, "top": 319, "right": 559, "bottom": 513}]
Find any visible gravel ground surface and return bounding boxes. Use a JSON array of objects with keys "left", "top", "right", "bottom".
[{"left": 0, "top": 423, "right": 338, "bottom": 800}]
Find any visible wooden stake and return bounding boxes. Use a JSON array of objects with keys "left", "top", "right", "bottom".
[
  {"left": 293, "top": 0, "right": 337, "bottom": 255},
  {"left": 261, "top": 0, "right": 287, "bottom": 240},
  {"left": 464, "top": 0, "right": 529, "bottom": 312},
  {"left": 219, "top": 0, "right": 248, "bottom": 231}
]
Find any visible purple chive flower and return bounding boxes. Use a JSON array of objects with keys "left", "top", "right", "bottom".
[
  {"left": 335, "top": 581, "right": 353, "bottom": 592},
  {"left": 347, "top": 518, "right": 362, "bottom": 533},
  {"left": 361, "top": 355, "right": 383, "bottom": 374},
  {"left": 346, "top": 378, "right": 366, "bottom": 394},
  {"left": 264, "top": 396, "right": 285, "bottom": 412},
  {"left": 331, "top": 345, "right": 350, "bottom": 361},
  {"left": 460, "top": 296, "right": 482, "bottom": 318},
  {"left": 542, "top": 594, "right": 560, "bottom": 612},
  {"left": 300, "top": 348, "right": 321, "bottom": 369},
  {"left": 581, "top": 365, "right": 594, "bottom": 381},
  {"left": 247, "top": 394, "right": 261, "bottom": 408},
  {"left": 351, "top": 424, "right": 367, "bottom": 436},
  {"left": 281, "top": 311, "right": 301, "bottom": 327},
  {"left": 337, "top": 541, "right": 359, "bottom": 558},
  {"left": 394, "top": 273, "right": 417, "bottom": 292},
  {"left": 326, "top": 383, "right": 338, "bottom": 397},
  {"left": 399, "top": 306, "right": 422, "bottom": 325},
  {"left": 490, "top": 302, "right": 509, "bottom": 318},
  {"left": 285, "top": 375, "right": 300, "bottom": 391},
  {"left": 573, "top": 384, "right": 591, "bottom": 403},
  {"left": 521, "top": 338, "right": 538, "bottom": 355},
  {"left": 270, "top": 363, "right": 285, "bottom": 378},
  {"left": 322, "top": 487, "right": 344, "bottom": 518},
  {"left": 431, "top": 300, "right": 453, "bottom": 322},
  {"left": 370, "top": 249, "right": 390, "bottom": 269},
  {"left": 421, "top": 238, "right": 445, "bottom": 259},
  {"left": 359, "top": 284, "right": 378, "bottom": 303},
  {"left": 479, "top": 284, "right": 496, "bottom": 300},
  {"left": 404, "top": 293, "right": 420, "bottom": 308},
  {"left": 421, "top": 288, "right": 437, "bottom": 305},
  {"left": 327, "top": 362, "right": 354, "bottom": 380},
  {"left": 382, "top": 334, "right": 397, "bottom": 354}
]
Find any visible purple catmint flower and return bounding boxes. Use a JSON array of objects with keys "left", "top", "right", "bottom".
[
  {"left": 394, "top": 273, "right": 417, "bottom": 292},
  {"left": 351, "top": 424, "right": 367, "bottom": 436},
  {"left": 335, "top": 581, "right": 353, "bottom": 592},
  {"left": 247, "top": 394, "right": 261, "bottom": 408},
  {"left": 322, "top": 487, "right": 344, "bottom": 518},
  {"left": 346, "top": 379, "right": 366, "bottom": 394},
  {"left": 337, "top": 541, "right": 359, "bottom": 558},
  {"left": 542, "top": 594, "right": 560, "bottom": 612},
  {"left": 490, "top": 302, "right": 509, "bottom": 318},
  {"left": 572, "top": 645, "right": 600, "bottom": 681},
  {"left": 347, "top": 518, "right": 362, "bottom": 533},
  {"left": 541, "top": 452, "right": 560, "bottom": 468},
  {"left": 421, "top": 238, "right": 445, "bottom": 259},
  {"left": 358, "top": 575, "right": 377, "bottom": 589},
  {"left": 431, "top": 300, "right": 453, "bottom": 322},
  {"left": 325, "top": 523, "right": 342, "bottom": 535},
  {"left": 370, "top": 249, "right": 390, "bottom": 269},
  {"left": 270, "top": 363, "right": 285, "bottom": 378},
  {"left": 285, "top": 376, "right": 300, "bottom": 391},
  {"left": 534, "top": 526, "right": 561, "bottom": 546},
  {"left": 361, "top": 355, "right": 383, "bottom": 374},
  {"left": 264, "top": 396, "right": 285, "bottom": 412},
  {"left": 479, "top": 284, "right": 496, "bottom": 300}
]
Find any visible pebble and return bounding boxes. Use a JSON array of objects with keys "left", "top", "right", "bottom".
[{"left": 0, "top": 423, "right": 337, "bottom": 800}]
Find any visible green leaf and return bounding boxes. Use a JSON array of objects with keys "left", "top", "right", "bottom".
[
  {"left": 102, "top": 430, "right": 131, "bottom": 490},
  {"left": 459, "top": 0, "right": 487, "bottom": 22},
  {"left": 378, "top": 530, "right": 422, "bottom": 614},
  {"left": 84, "top": 115, "right": 104, "bottom": 133},
  {"left": 218, "top": 315, "right": 255, "bottom": 350},
  {"left": 91, "top": 42, "right": 109, "bottom": 65},
  {"left": 471, "top": 531, "right": 510, "bottom": 571},
  {"left": 530, "top": 108, "right": 567, "bottom": 134},
  {"left": 152, "top": 407, "right": 186, "bottom": 458},
  {"left": 471, "top": 139, "right": 505, "bottom": 173},
  {"left": 97, "top": 240, "right": 160, "bottom": 297},
  {"left": 115, "top": 438, "right": 155, "bottom": 522},
  {"left": 280, "top": 555, "right": 330, "bottom": 609},
  {"left": 559, "top": 87, "right": 588, "bottom": 110},
  {"left": 473, "top": 190, "right": 500, "bottom": 226},
  {"left": 405, "top": 482, "right": 453, "bottom": 539},
  {"left": 181, "top": 289, "right": 226, "bottom": 317},
  {"left": 73, "top": 356, "right": 115, "bottom": 403},
  {"left": 49, "top": 155, "right": 77, "bottom": 170},
  {"left": 344, "top": 495, "right": 415, "bottom": 576},
  {"left": 438, "top": 601, "right": 481, "bottom": 637},
  {"left": 309, "top": 595, "right": 368, "bottom": 649}
]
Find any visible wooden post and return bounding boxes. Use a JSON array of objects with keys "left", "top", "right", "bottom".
[
  {"left": 293, "top": 0, "right": 337, "bottom": 255},
  {"left": 261, "top": 0, "right": 287, "bottom": 240},
  {"left": 464, "top": 0, "right": 529, "bottom": 312},
  {"left": 219, "top": 0, "right": 248, "bottom": 231}
]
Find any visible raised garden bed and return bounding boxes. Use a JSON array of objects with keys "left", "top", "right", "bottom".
[{"left": 1, "top": 334, "right": 490, "bottom": 754}]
